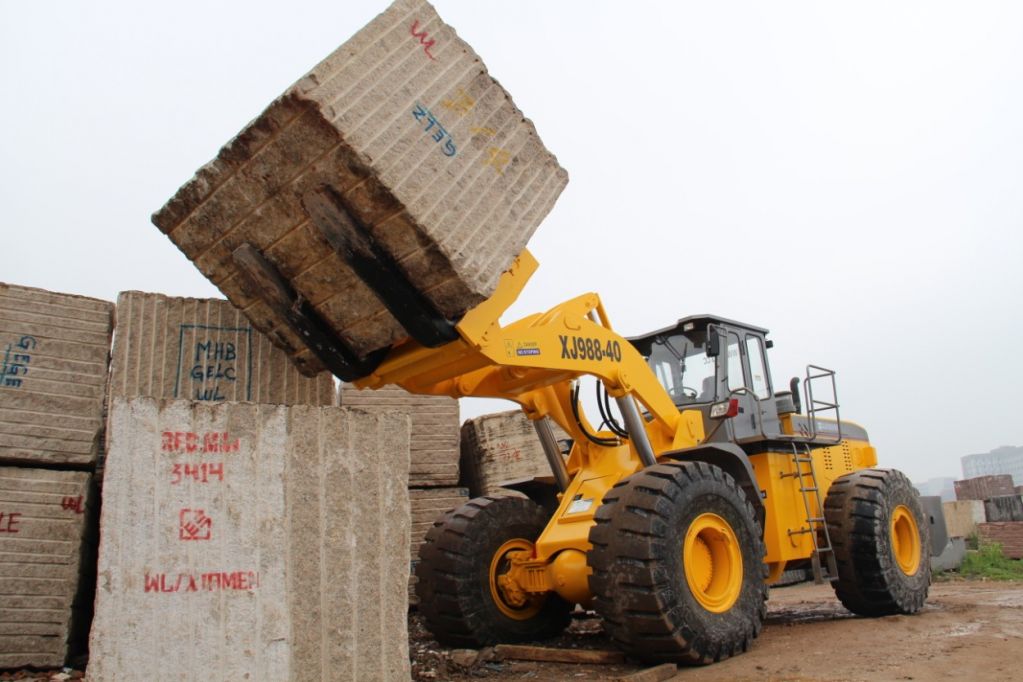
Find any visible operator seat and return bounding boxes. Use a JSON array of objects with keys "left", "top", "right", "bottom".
[{"left": 696, "top": 374, "right": 716, "bottom": 402}]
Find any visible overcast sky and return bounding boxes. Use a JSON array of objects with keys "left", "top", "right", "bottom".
[{"left": 2, "top": 1, "right": 1021, "bottom": 483}]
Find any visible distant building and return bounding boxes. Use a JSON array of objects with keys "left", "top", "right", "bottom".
[
  {"left": 913, "top": 477, "right": 956, "bottom": 502},
  {"left": 961, "top": 446, "right": 1023, "bottom": 486}
]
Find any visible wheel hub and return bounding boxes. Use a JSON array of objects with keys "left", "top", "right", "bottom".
[
  {"left": 489, "top": 540, "right": 546, "bottom": 620},
  {"left": 891, "top": 504, "right": 921, "bottom": 575},
  {"left": 683, "top": 512, "right": 743, "bottom": 613}
]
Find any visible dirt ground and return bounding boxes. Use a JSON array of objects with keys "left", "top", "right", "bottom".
[{"left": 411, "top": 578, "right": 1023, "bottom": 681}]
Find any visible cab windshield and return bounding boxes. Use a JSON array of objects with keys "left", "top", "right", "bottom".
[{"left": 647, "top": 331, "right": 717, "bottom": 405}]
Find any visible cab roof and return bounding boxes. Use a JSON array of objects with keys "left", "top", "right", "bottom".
[{"left": 627, "top": 315, "right": 770, "bottom": 353}]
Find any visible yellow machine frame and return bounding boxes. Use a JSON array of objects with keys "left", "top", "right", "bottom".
[{"left": 356, "top": 249, "right": 875, "bottom": 603}]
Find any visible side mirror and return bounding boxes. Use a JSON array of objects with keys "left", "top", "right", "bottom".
[
  {"left": 707, "top": 326, "right": 722, "bottom": 358},
  {"left": 789, "top": 377, "right": 802, "bottom": 414}
]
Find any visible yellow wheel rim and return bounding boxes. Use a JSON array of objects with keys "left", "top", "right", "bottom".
[
  {"left": 489, "top": 539, "right": 545, "bottom": 620},
  {"left": 683, "top": 513, "right": 743, "bottom": 613},
  {"left": 891, "top": 505, "right": 922, "bottom": 575}
]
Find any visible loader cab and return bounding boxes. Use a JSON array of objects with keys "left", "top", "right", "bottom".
[{"left": 628, "top": 315, "right": 783, "bottom": 446}]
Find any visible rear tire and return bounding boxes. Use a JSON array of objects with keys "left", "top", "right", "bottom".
[
  {"left": 415, "top": 496, "right": 572, "bottom": 647},
  {"left": 824, "top": 468, "right": 931, "bottom": 616},
  {"left": 588, "top": 462, "right": 768, "bottom": 664}
]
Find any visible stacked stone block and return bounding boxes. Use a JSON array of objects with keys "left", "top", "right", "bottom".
[
  {"left": 942, "top": 500, "right": 986, "bottom": 538},
  {"left": 89, "top": 398, "right": 410, "bottom": 681},
  {"left": 151, "top": 0, "right": 567, "bottom": 373},
  {"left": 977, "top": 522, "right": 1023, "bottom": 559},
  {"left": 341, "top": 383, "right": 458, "bottom": 487},
  {"left": 0, "top": 283, "right": 113, "bottom": 466},
  {"left": 0, "top": 467, "right": 94, "bottom": 668},
  {"left": 459, "top": 411, "right": 567, "bottom": 497},
  {"left": 954, "top": 475, "right": 1015, "bottom": 501},
  {"left": 109, "top": 291, "right": 335, "bottom": 406},
  {"left": 0, "top": 283, "right": 112, "bottom": 668},
  {"left": 983, "top": 495, "right": 1023, "bottom": 523}
]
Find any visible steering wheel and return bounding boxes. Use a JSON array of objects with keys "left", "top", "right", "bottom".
[{"left": 680, "top": 386, "right": 698, "bottom": 400}]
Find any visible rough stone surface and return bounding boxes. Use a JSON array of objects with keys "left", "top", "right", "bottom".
[
  {"left": 342, "top": 383, "right": 459, "bottom": 487},
  {"left": 459, "top": 411, "right": 566, "bottom": 497},
  {"left": 109, "top": 291, "right": 335, "bottom": 405},
  {"left": 0, "top": 467, "right": 93, "bottom": 668},
  {"left": 977, "top": 522, "right": 1023, "bottom": 559},
  {"left": 151, "top": 0, "right": 567, "bottom": 368},
  {"left": 89, "top": 398, "right": 411, "bottom": 681},
  {"left": 942, "top": 500, "right": 986, "bottom": 538},
  {"left": 0, "top": 283, "right": 113, "bottom": 466},
  {"left": 983, "top": 495, "right": 1023, "bottom": 523},
  {"left": 954, "top": 475, "right": 1015, "bottom": 501}
]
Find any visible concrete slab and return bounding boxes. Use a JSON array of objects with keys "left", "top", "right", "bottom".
[
  {"left": 931, "top": 537, "right": 967, "bottom": 573},
  {"left": 89, "top": 398, "right": 410, "bottom": 681},
  {"left": 0, "top": 283, "right": 112, "bottom": 466}
]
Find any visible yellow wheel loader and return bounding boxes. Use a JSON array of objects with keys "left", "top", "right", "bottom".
[{"left": 236, "top": 237, "right": 931, "bottom": 664}]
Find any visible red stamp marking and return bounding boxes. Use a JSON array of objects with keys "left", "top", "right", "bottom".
[
  {"left": 143, "top": 570, "right": 260, "bottom": 593},
  {"left": 410, "top": 20, "right": 437, "bottom": 60},
  {"left": 61, "top": 495, "right": 86, "bottom": 514},
  {"left": 171, "top": 462, "right": 225, "bottom": 485},
  {"left": 0, "top": 511, "right": 21, "bottom": 533},
  {"left": 179, "top": 508, "right": 212, "bottom": 541},
  {"left": 162, "top": 431, "right": 239, "bottom": 454}
]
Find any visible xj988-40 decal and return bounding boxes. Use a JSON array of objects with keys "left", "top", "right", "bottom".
[{"left": 559, "top": 335, "right": 623, "bottom": 363}]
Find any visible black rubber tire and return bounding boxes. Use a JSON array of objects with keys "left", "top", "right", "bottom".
[
  {"left": 824, "top": 468, "right": 931, "bottom": 616},
  {"left": 587, "top": 462, "right": 768, "bottom": 664},
  {"left": 414, "top": 495, "right": 572, "bottom": 647}
]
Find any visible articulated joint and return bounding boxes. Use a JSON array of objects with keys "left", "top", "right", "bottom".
[{"left": 497, "top": 549, "right": 593, "bottom": 607}]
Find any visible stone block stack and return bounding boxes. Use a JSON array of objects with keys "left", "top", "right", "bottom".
[
  {"left": 151, "top": 0, "right": 567, "bottom": 375},
  {"left": 0, "top": 283, "right": 113, "bottom": 667},
  {"left": 89, "top": 399, "right": 411, "bottom": 681},
  {"left": 946, "top": 474, "right": 1023, "bottom": 560}
]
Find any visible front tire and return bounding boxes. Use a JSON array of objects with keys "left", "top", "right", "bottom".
[
  {"left": 588, "top": 462, "right": 768, "bottom": 664},
  {"left": 824, "top": 468, "right": 931, "bottom": 616},
  {"left": 415, "top": 496, "right": 572, "bottom": 647}
]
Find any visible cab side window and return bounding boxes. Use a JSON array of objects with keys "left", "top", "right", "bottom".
[
  {"left": 726, "top": 332, "right": 744, "bottom": 392},
  {"left": 745, "top": 335, "right": 770, "bottom": 399}
]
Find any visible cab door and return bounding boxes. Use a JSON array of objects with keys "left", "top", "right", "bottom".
[{"left": 715, "top": 328, "right": 777, "bottom": 442}]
